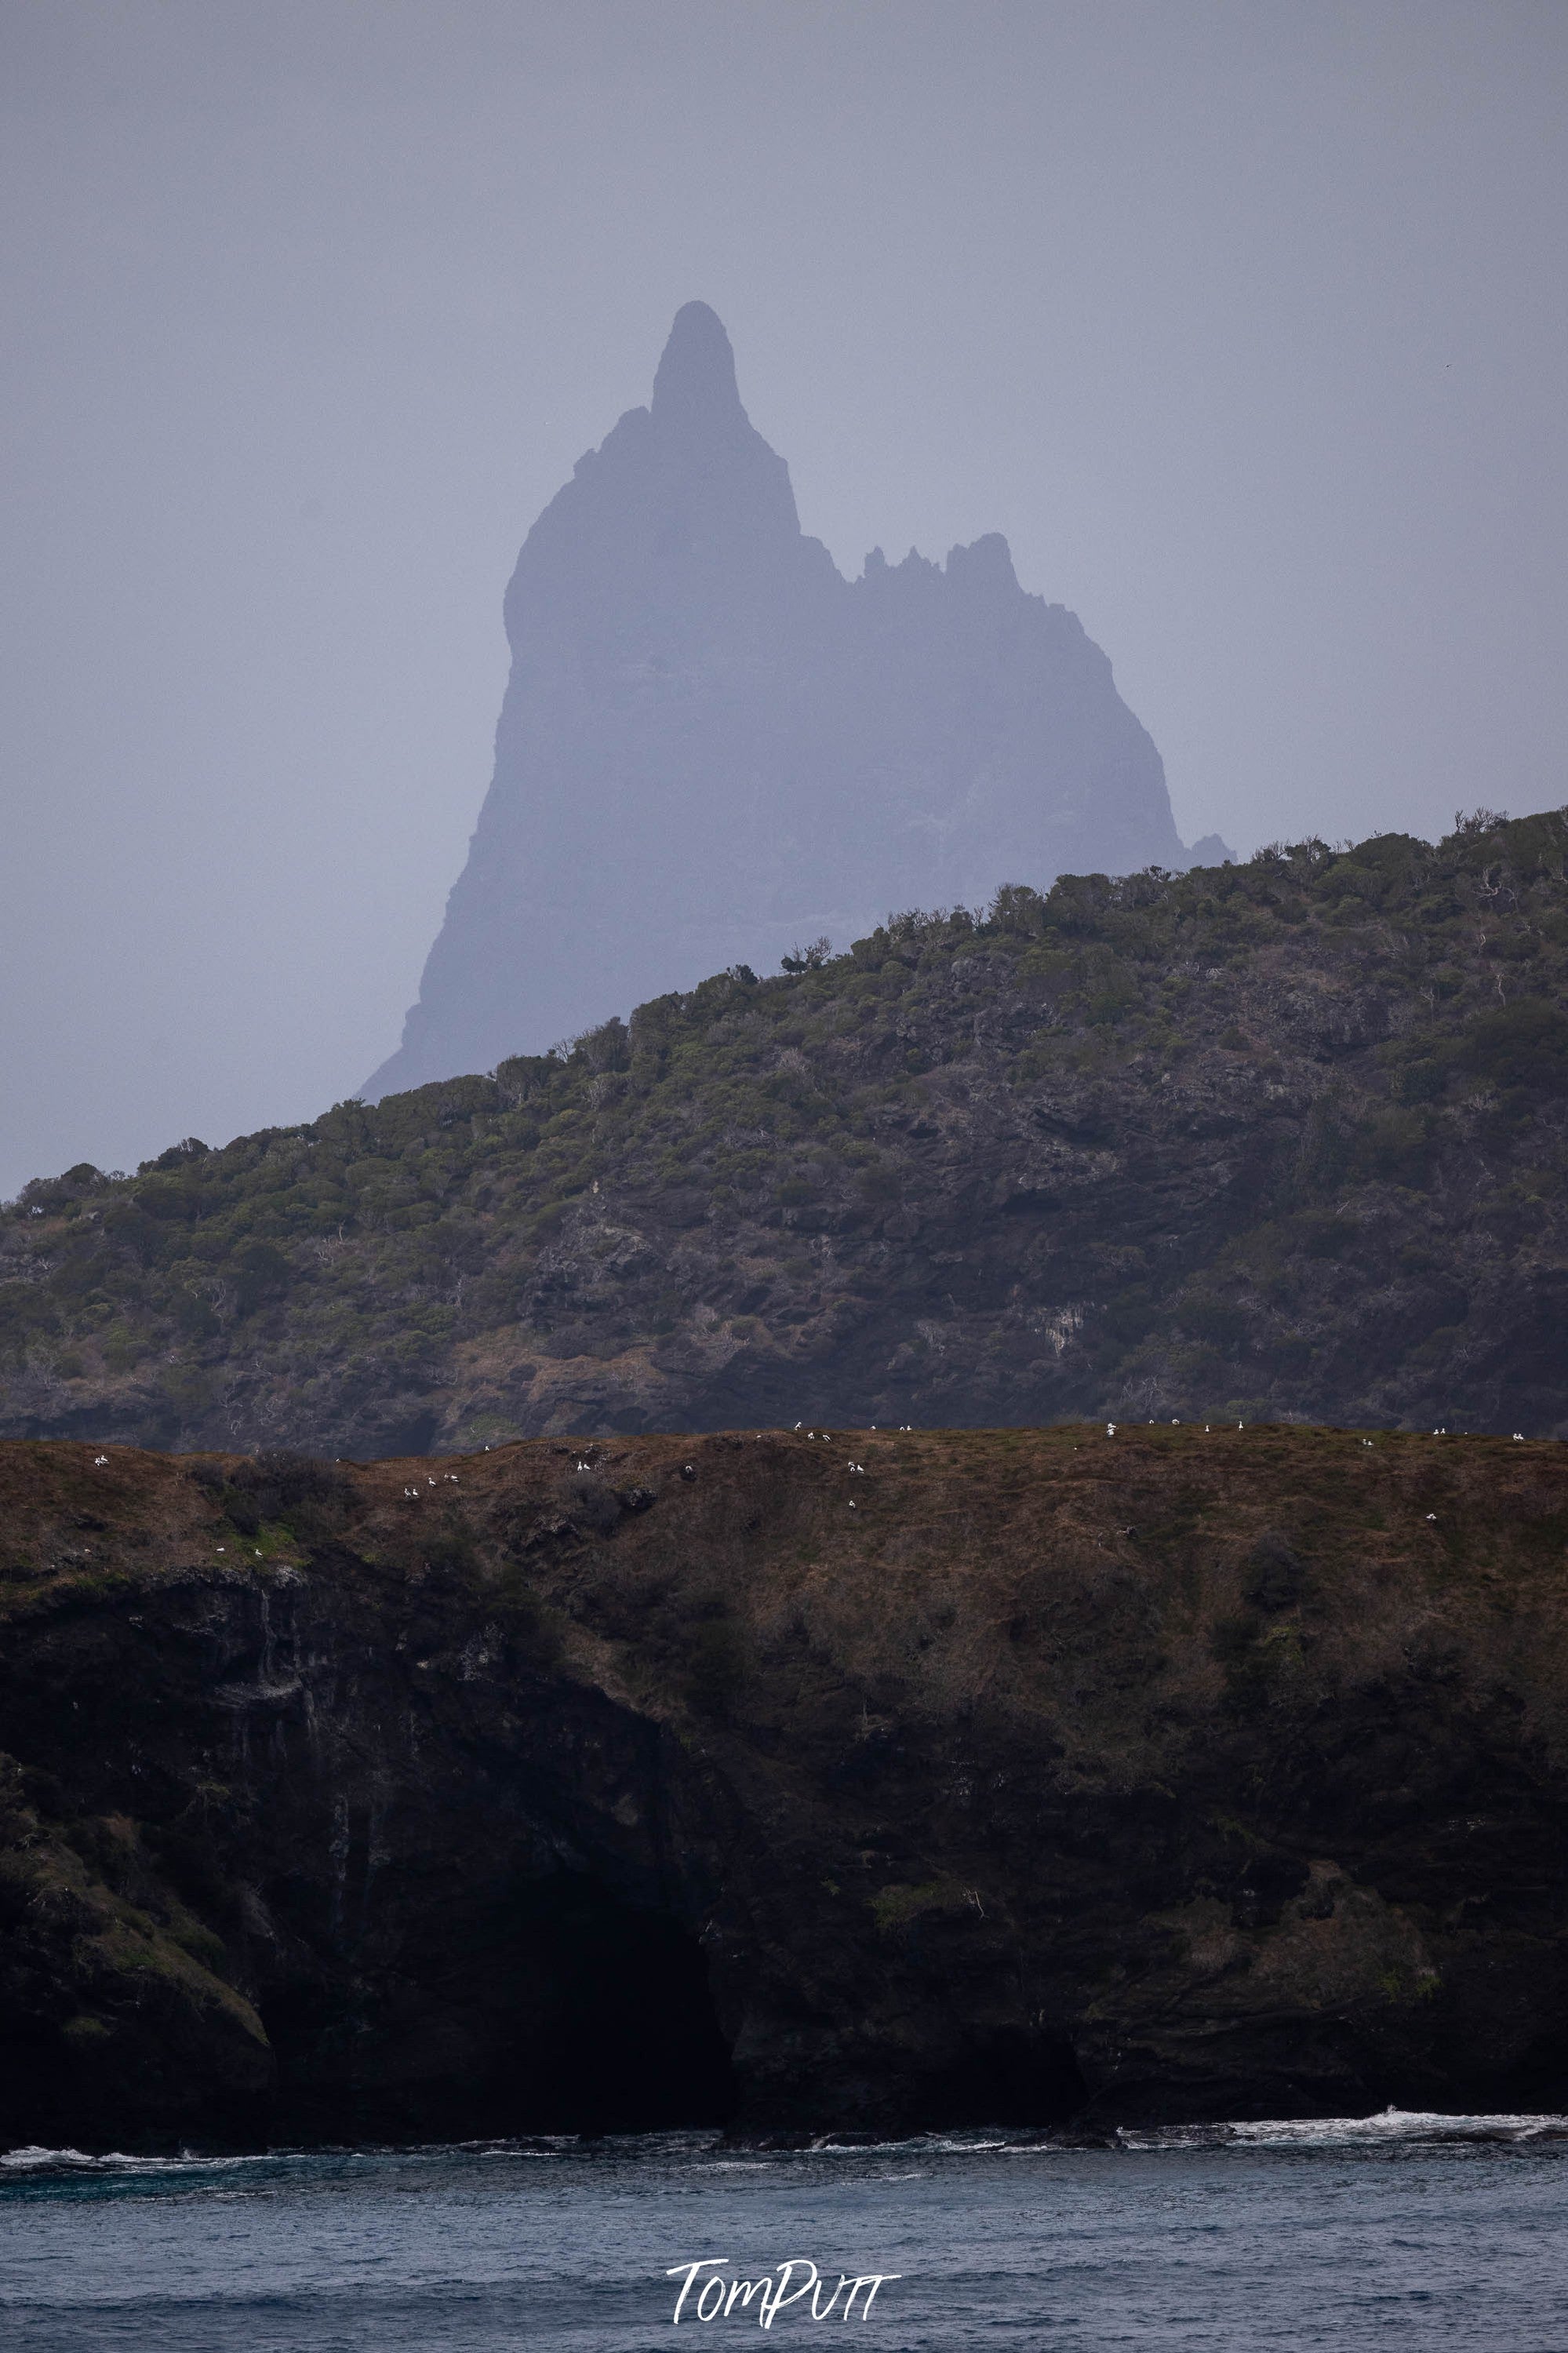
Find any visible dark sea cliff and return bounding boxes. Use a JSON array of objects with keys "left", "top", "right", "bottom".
[{"left": 2, "top": 1422, "right": 1567, "bottom": 2154}]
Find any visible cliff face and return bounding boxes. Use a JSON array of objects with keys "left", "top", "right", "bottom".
[
  {"left": 3, "top": 1425, "right": 1568, "bottom": 2151},
  {"left": 365, "top": 304, "right": 1185, "bottom": 1098},
  {"left": 5, "top": 810, "right": 1568, "bottom": 1457}
]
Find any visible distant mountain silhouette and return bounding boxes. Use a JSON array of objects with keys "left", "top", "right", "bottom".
[{"left": 366, "top": 303, "right": 1214, "bottom": 1098}]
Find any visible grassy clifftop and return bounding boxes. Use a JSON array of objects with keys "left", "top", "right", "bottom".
[{"left": 4, "top": 807, "right": 1568, "bottom": 1453}]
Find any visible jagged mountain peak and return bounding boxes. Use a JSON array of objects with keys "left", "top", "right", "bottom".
[
  {"left": 649, "top": 300, "right": 744, "bottom": 428},
  {"left": 365, "top": 311, "right": 1188, "bottom": 1099}
]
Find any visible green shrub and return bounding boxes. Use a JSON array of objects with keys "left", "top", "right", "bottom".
[{"left": 1457, "top": 1000, "right": 1568, "bottom": 1094}]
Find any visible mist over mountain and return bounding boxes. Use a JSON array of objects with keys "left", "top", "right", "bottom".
[{"left": 366, "top": 304, "right": 1209, "bottom": 1100}]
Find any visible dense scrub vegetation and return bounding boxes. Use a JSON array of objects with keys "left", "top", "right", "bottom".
[{"left": 3, "top": 807, "right": 1568, "bottom": 1452}]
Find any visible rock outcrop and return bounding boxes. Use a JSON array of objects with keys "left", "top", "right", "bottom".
[
  {"left": 3, "top": 1425, "right": 1567, "bottom": 2151},
  {"left": 365, "top": 304, "right": 1191, "bottom": 1097}
]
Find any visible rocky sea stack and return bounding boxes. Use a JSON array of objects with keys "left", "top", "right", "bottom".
[
  {"left": 366, "top": 304, "right": 1198, "bottom": 1098},
  {"left": 2, "top": 1423, "right": 1566, "bottom": 2151}
]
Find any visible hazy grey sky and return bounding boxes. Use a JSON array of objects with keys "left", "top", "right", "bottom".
[{"left": 2, "top": 0, "right": 1564, "bottom": 1199}]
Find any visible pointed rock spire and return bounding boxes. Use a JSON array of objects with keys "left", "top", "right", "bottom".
[
  {"left": 362, "top": 307, "right": 1188, "bottom": 1103},
  {"left": 650, "top": 301, "right": 744, "bottom": 428}
]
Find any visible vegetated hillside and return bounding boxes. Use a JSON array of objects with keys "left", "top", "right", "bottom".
[
  {"left": 4, "top": 807, "right": 1568, "bottom": 1458},
  {"left": 2, "top": 1422, "right": 1568, "bottom": 2146}
]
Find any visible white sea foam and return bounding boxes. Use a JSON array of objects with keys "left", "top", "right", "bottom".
[
  {"left": 0, "top": 2144, "right": 286, "bottom": 2173},
  {"left": 1115, "top": 2107, "right": 1568, "bottom": 2151},
  {"left": 1230, "top": 2107, "right": 1568, "bottom": 2146},
  {"left": 8, "top": 2110, "right": 1566, "bottom": 2178},
  {"left": 0, "top": 2147, "right": 198, "bottom": 2173}
]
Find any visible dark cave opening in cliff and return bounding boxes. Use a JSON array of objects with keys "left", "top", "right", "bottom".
[
  {"left": 265, "top": 1870, "right": 735, "bottom": 2144},
  {"left": 518, "top": 1874, "right": 734, "bottom": 2133},
  {"left": 921, "top": 2028, "right": 1090, "bottom": 2129},
  {"left": 289, "top": 1873, "right": 738, "bottom": 2140}
]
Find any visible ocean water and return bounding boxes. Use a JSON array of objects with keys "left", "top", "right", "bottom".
[{"left": 2, "top": 2113, "right": 1566, "bottom": 2350}]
